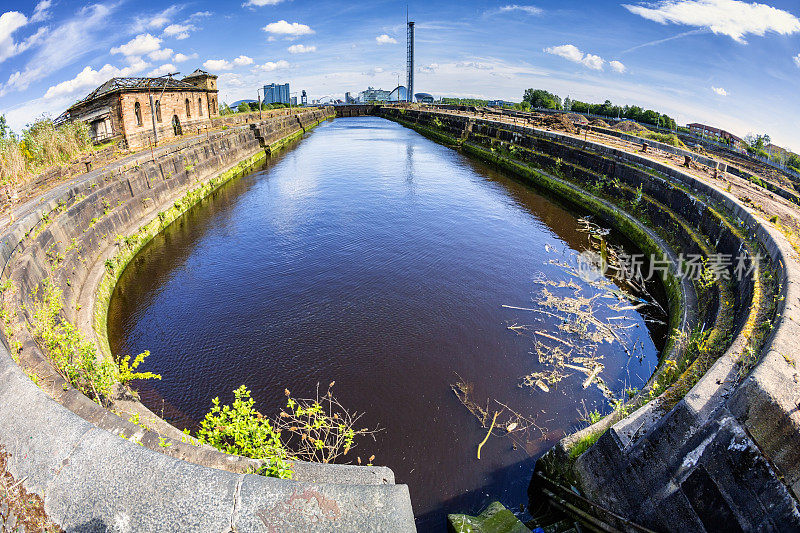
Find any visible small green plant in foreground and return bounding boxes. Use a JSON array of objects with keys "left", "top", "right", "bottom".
[
  {"left": 28, "top": 279, "right": 158, "bottom": 404},
  {"left": 195, "top": 383, "right": 380, "bottom": 478},
  {"left": 195, "top": 385, "right": 293, "bottom": 478}
]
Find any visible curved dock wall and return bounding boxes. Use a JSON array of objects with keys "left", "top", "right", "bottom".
[
  {"left": 380, "top": 106, "right": 800, "bottom": 531},
  {"left": 0, "top": 107, "right": 418, "bottom": 532}
]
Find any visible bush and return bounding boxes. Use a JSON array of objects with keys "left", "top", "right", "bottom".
[
  {"left": 195, "top": 383, "right": 381, "bottom": 478},
  {"left": 636, "top": 131, "right": 687, "bottom": 149},
  {"left": 195, "top": 385, "right": 293, "bottom": 478},
  {"left": 29, "top": 279, "right": 158, "bottom": 404}
]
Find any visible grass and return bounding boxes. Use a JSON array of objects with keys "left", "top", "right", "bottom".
[
  {"left": 633, "top": 130, "right": 688, "bottom": 149},
  {"left": 1, "top": 119, "right": 93, "bottom": 188}
]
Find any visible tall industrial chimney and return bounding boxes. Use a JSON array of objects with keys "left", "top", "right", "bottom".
[{"left": 406, "top": 20, "right": 414, "bottom": 103}]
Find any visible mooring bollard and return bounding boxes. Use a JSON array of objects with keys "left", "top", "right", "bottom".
[
  {"left": 641, "top": 142, "right": 648, "bottom": 153},
  {"left": 684, "top": 155, "right": 692, "bottom": 168}
]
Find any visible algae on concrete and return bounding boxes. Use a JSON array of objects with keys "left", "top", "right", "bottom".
[{"left": 448, "top": 502, "right": 530, "bottom": 533}]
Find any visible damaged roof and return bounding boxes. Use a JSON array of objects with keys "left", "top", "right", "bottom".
[{"left": 70, "top": 77, "right": 202, "bottom": 109}]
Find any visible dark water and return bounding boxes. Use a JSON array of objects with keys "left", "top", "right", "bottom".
[{"left": 108, "top": 117, "right": 664, "bottom": 530}]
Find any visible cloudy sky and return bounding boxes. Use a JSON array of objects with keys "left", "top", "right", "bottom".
[{"left": 1, "top": 0, "right": 799, "bottom": 149}]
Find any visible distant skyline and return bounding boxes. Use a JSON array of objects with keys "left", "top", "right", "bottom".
[{"left": 1, "top": 0, "right": 799, "bottom": 149}]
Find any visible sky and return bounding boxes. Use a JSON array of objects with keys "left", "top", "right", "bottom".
[{"left": 1, "top": 0, "right": 799, "bottom": 149}]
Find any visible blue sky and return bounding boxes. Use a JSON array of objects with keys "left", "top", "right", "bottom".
[{"left": 1, "top": 0, "right": 799, "bottom": 149}]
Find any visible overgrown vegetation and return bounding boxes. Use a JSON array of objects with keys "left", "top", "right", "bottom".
[
  {"left": 195, "top": 383, "right": 379, "bottom": 478},
  {"left": 195, "top": 385, "right": 293, "bottom": 478},
  {"left": 0, "top": 115, "right": 93, "bottom": 188},
  {"left": 520, "top": 89, "right": 677, "bottom": 129},
  {"left": 28, "top": 278, "right": 159, "bottom": 405},
  {"left": 633, "top": 130, "right": 688, "bottom": 149}
]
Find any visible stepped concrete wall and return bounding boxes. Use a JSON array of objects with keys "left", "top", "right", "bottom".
[
  {"left": 380, "top": 106, "right": 800, "bottom": 531},
  {"left": 0, "top": 107, "right": 416, "bottom": 532}
]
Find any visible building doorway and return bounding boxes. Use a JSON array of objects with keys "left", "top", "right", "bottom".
[{"left": 172, "top": 115, "right": 182, "bottom": 136}]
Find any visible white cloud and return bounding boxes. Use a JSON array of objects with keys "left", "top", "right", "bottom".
[
  {"left": 419, "top": 63, "right": 439, "bottom": 72},
  {"left": 712, "top": 86, "right": 728, "bottom": 96},
  {"left": 43, "top": 61, "right": 149, "bottom": 100},
  {"left": 455, "top": 60, "right": 492, "bottom": 70},
  {"left": 544, "top": 44, "right": 619, "bottom": 71},
  {"left": 623, "top": 0, "right": 800, "bottom": 43},
  {"left": 132, "top": 6, "right": 182, "bottom": 33},
  {"left": 31, "top": 0, "right": 53, "bottom": 23},
  {"left": 498, "top": 5, "right": 543, "bottom": 15},
  {"left": 2, "top": 4, "right": 112, "bottom": 95},
  {"left": 147, "top": 63, "right": 177, "bottom": 77},
  {"left": 111, "top": 33, "right": 162, "bottom": 57},
  {"left": 263, "top": 20, "right": 314, "bottom": 40},
  {"left": 581, "top": 53, "right": 605, "bottom": 70},
  {"left": 253, "top": 59, "right": 290, "bottom": 72},
  {"left": 544, "top": 44, "right": 584, "bottom": 63},
  {"left": 203, "top": 58, "right": 234, "bottom": 71},
  {"left": 609, "top": 60, "right": 627, "bottom": 73},
  {"left": 0, "top": 11, "right": 44, "bottom": 63},
  {"left": 794, "top": 53, "right": 800, "bottom": 68},
  {"left": 148, "top": 48, "right": 173, "bottom": 61},
  {"left": 288, "top": 44, "right": 316, "bottom": 54},
  {"left": 203, "top": 55, "right": 256, "bottom": 70},
  {"left": 163, "top": 23, "right": 194, "bottom": 40},
  {"left": 243, "top": 0, "right": 286, "bottom": 6},
  {"left": 173, "top": 52, "right": 198, "bottom": 63},
  {"left": 375, "top": 34, "right": 397, "bottom": 45}
]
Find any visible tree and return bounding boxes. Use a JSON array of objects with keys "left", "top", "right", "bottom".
[
  {"left": 523, "top": 89, "right": 562, "bottom": 110},
  {"left": 563, "top": 96, "right": 572, "bottom": 111},
  {"left": 237, "top": 102, "right": 251, "bottom": 114},
  {"left": 744, "top": 133, "right": 771, "bottom": 155},
  {"left": 0, "top": 115, "right": 9, "bottom": 139}
]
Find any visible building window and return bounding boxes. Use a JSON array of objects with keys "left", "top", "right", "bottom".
[
  {"left": 155, "top": 100, "right": 162, "bottom": 122},
  {"left": 185, "top": 98, "right": 191, "bottom": 117},
  {"left": 198, "top": 97, "right": 203, "bottom": 116},
  {"left": 134, "top": 102, "right": 142, "bottom": 126}
]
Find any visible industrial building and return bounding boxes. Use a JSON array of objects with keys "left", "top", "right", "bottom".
[
  {"left": 359, "top": 87, "right": 391, "bottom": 103},
  {"left": 263, "top": 82, "right": 290, "bottom": 105},
  {"left": 388, "top": 86, "right": 409, "bottom": 102}
]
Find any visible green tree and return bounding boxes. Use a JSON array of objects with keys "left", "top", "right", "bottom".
[
  {"left": 237, "top": 102, "right": 251, "bottom": 114},
  {"left": 0, "top": 115, "right": 9, "bottom": 139},
  {"left": 523, "top": 89, "right": 562, "bottom": 110}
]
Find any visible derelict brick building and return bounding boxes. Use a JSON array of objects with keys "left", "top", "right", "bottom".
[{"left": 65, "top": 69, "right": 219, "bottom": 150}]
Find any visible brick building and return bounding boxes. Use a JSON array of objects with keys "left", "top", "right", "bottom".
[
  {"left": 687, "top": 122, "right": 745, "bottom": 151},
  {"left": 64, "top": 69, "right": 219, "bottom": 149}
]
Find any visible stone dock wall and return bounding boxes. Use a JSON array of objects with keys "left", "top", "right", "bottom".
[
  {"left": 0, "top": 107, "right": 416, "bottom": 532},
  {"left": 380, "top": 106, "right": 800, "bottom": 531}
]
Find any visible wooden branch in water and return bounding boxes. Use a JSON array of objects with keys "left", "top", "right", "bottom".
[
  {"left": 477, "top": 411, "right": 498, "bottom": 460},
  {"left": 582, "top": 366, "right": 602, "bottom": 389}
]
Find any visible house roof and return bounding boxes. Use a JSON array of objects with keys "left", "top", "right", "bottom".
[
  {"left": 69, "top": 76, "right": 203, "bottom": 109},
  {"left": 183, "top": 69, "right": 216, "bottom": 79}
]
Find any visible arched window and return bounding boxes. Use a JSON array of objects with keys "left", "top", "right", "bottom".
[
  {"left": 134, "top": 101, "right": 142, "bottom": 126},
  {"left": 155, "top": 100, "right": 162, "bottom": 122},
  {"left": 198, "top": 97, "right": 203, "bottom": 117},
  {"left": 185, "top": 98, "right": 191, "bottom": 117}
]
